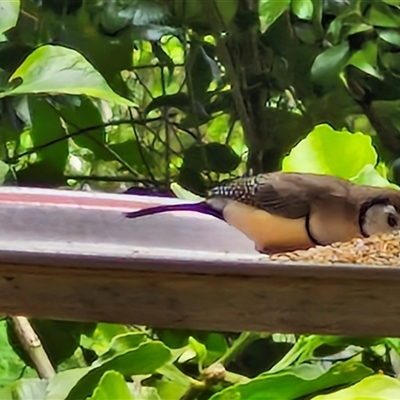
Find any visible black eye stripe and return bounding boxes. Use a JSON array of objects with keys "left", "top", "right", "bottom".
[{"left": 388, "top": 214, "right": 398, "bottom": 227}]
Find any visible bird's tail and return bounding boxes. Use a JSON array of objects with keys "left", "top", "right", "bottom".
[{"left": 124, "top": 201, "right": 224, "bottom": 220}]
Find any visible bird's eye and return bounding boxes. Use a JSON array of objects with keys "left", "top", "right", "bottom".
[{"left": 387, "top": 213, "right": 398, "bottom": 228}]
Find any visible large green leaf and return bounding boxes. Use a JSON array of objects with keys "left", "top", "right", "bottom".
[
  {"left": 46, "top": 368, "right": 91, "bottom": 400},
  {"left": 90, "top": 371, "right": 133, "bottom": 400},
  {"left": 312, "top": 374, "right": 400, "bottom": 400},
  {"left": 2, "top": 45, "right": 135, "bottom": 106},
  {"left": 210, "top": 361, "right": 372, "bottom": 400},
  {"left": 348, "top": 41, "right": 382, "bottom": 80},
  {"left": 26, "top": 97, "right": 68, "bottom": 185},
  {"left": 291, "top": 0, "right": 313, "bottom": 20},
  {"left": 65, "top": 341, "right": 171, "bottom": 400},
  {"left": 365, "top": 2, "right": 400, "bottom": 28},
  {"left": 282, "top": 124, "right": 377, "bottom": 179},
  {"left": 311, "top": 42, "right": 351, "bottom": 86},
  {"left": 0, "top": 0, "right": 20, "bottom": 36},
  {"left": 0, "top": 321, "right": 35, "bottom": 388},
  {"left": 95, "top": 332, "right": 149, "bottom": 364},
  {"left": 7, "top": 319, "right": 96, "bottom": 368},
  {"left": 351, "top": 164, "right": 396, "bottom": 188},
  {"left": 177, "top": 166, "right": 208, "bottom": 195},
  {"left": 56, "top": 97, "right": 109, "bottom": 159},
  {"left": 259, "top": 0, "right": 291, "bottom": 29},
  {"left": 183, "top": 143, "right": 241, "bottom": 173},
  {"left": 81, "top": 323, "right": 131, "bottom": 357},
  {"left": 0, "top": 379, "right": 47, "bottom": 400}
]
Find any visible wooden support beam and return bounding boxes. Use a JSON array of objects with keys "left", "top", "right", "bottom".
[{"left": 0, "top": 186, "right": 399, "bottom": 336}]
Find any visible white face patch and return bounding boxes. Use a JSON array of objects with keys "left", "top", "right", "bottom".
[{"left": 363, "top": 204, "right": 400, "bottom": 236}]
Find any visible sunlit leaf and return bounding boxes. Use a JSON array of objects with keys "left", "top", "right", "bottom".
[
  {"left": 312, "top": 374, "right": 400, "bottom": 400},
  {"left": 47, "top": 368, "right": 91, "bottom": 400},
  {"left": 170, "top": 182, "right": 204, "bottom": 201},
  {"left": 2, "top": 45, "right": 135, "bottom": 106},
  {"left": 0, "top": 378, "right": 47, "bottom": 400},
  {"left": 291, "top": 0, "right": 313, "bottom": 20},
  {"left": 91, "top": 371, "right": 133, "bottom": 400},
  {"left": 377, "top": 28, "right": 400, "bottom": 46},
  {"left": 0, "top": 0, "right": 20, "bottom": 36},
  {"left": 188, "top": 336, "right": 207, "bottom": 370},
  {"left": 94, "top": 332, "right": 149, "bottom": 364},
  {"left": 210, "top": 361, "right": 372, "bottom": 400},
  {"left": 260, "top": 0, "right": 291, "bottom": 29},
  {"left": 348, "top": 41, "right": 382, "bottom": 79},
  {"left": 65, "top": 341, "right": 171, "bottom": 400},
  {"left": 282, "top": 124, "right": 377, "bottom": 179},
  {"left": 351, "top": 164, "right": 397, "bottom": 188}
]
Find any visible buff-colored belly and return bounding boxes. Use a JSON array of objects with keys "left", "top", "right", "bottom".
[{"left": 222, "top": 201, "right": 313, "bottom": 253}]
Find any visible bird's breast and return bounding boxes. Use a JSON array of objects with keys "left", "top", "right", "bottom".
[{"left": 221, "top": 200, "right": 314, "bottom": 253}]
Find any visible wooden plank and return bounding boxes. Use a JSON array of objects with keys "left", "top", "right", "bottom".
[{"left": 0, "top": 186, "right": 399, "bottom": 336}]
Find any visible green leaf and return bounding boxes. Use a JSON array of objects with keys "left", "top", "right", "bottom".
[
  {"left": 189, "top": 44, "right": 218, "bottom": 101},
  {"left": 8, "top": 319, "right": 96, "bottom": 368},
  {"left": 183, "top": 143, "right": 241, "bottom": 173},
  {"left": 210, "top": 361, "right": 372, "bottom": 400},
  {"left": 312, "top": 374, "right": 400, "bottom": 400},
  {"left": 146, "top": 93, "right": 209, "bottom": 122},
  {"left": 380, "top": 51, "right": 400, "bottom": 77},
  {"left": 170, "top": 182, "right": 204, "bottom": 201},
  {"left": 0, "top": 321, "right": 35, "bottom": 387},
  {"left": 348, "top": 41, "right": 382, "bottom": 79},
  {"left": 214, "top": 0, "right": 238, "bottom": 28},
  {"left": 177, "top": 166, "right": 208, "bottom": 196},
  {"left": 0, "top": 0, "right": 20, "bottom": 36},
  {"left": 81, "top": 323, "right": 131, "bottom": 357},
  {"left": 27, "top": 97, "right": 68, "bottom": 184},
  {"left": 65, "top": 341, "right": 171, "bottom": 400},
  {"left": 311, "top": 42, "right": 351, "bottom": 85},
  {"left": 2, "top": 45, "right": 135, "bottom": 106},
  {"left": 203, "top": 333, "right": 228, "bottom": 365},
  {"left": 188, "top": 336, "right": 207, "bottom": 370},
  {"left": 90, "top": 371, "right": 133, "bottom": 400},
  {"left": 365, "top": 3, "right": 400, "bottom": 28},
  {"left": 260, "top": 0, "right": 291, "bottom": 29},
  {"left": 95, "top": 332, "right": 149, "bottom": 364},
  {"left": 282, "top": 124, "right": 377, "bottom": 179},
  {"left": 0, "top": 378, "right": 47, "bottom": 400},
  {"left": 0, "top": 161, "right": 9, "bottom": 185},
  {"left": 107, "top": 141, "right": 154, "bottom": 175},
  {"left": 291, "top": 0, "right": 313, "bottom": 20},
  {"left": 351, "top": 164, "right": 396, "bottom": 188},
  {"left": 55, "top": 97, "right": 109, "bottom": 159},
  {"left": 377, "top": 28, "right": 400, "bottom": 46},
  {"left": 46, "top": 368, "right": 91, "bottom": 400}
]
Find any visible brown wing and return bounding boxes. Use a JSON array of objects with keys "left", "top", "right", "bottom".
[{"left": 208, "top": 172, "right": 354, "bottom": 219}]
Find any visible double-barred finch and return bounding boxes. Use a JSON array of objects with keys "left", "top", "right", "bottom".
[{"left": 125, "top": 172, "right": 400, "bottom": 254}]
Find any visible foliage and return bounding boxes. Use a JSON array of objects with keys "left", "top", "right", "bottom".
[{"left": 2, "top": 0, "right": 400, "bottom": 399}]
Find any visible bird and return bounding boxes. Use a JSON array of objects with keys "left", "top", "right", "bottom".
[{"left": 124, "top": 172, "right": 400, "bottom": 254}]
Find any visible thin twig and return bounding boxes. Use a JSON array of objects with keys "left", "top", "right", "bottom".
[
  {"left": 10, "top": 316, "right": 55, "bottom": 379},
  {"left": 65, "top": 175, "right": 159, "bottom": 185},
  {"left": 129, "top": 108, "right": 157, "bottom": 181},
  {"left": 160, "top": 65, "right": 171, "bottom": 185},
  {"left": 11, "top": 119, "right": 134, "bottom": 161}
]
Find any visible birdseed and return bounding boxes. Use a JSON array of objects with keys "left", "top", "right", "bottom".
[{"left": 269, "top": 232, "right": 400, "bottom": 265}]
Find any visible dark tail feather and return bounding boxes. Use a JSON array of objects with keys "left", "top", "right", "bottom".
[{"left": 124, "top": 201, "right": 224, "bottom": 221}]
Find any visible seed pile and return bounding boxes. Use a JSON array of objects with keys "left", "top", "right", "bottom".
[{"left": 270, "top": 232, "right": 400, "bottom": 265}]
